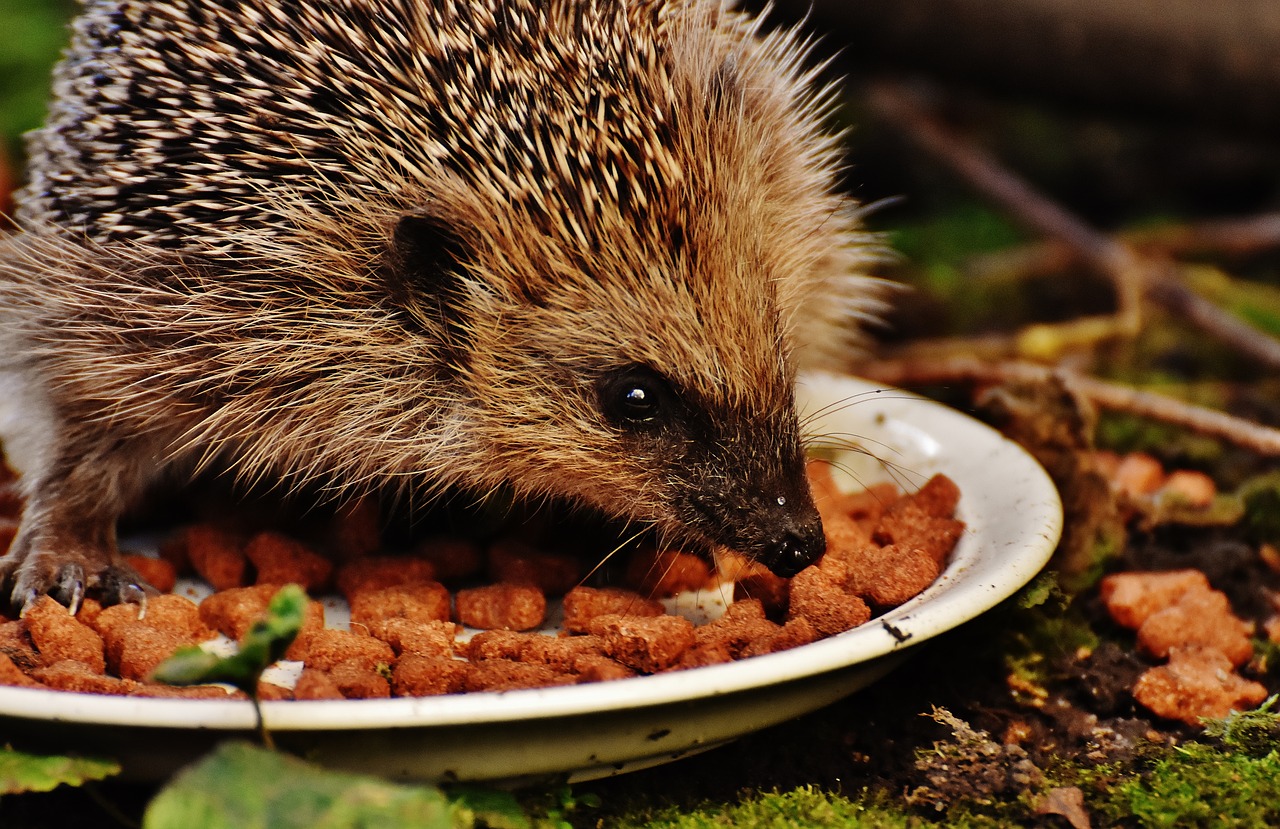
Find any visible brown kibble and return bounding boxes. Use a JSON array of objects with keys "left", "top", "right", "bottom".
[
  {"left": 293, "top": 667, "right": 345, "bottom": 700},
  {"left": 843, "top": 544, "right": 940, "bottom": 609},
  {"left": 184, "top": 524, "right": 247, "bottom": 590},
  {"left": 872, "top": 504, "right": 964, "bottom": 566},
  {"left": 257, "top": 680, "right": 294, "bottom": 701},
  {"left": 31, "top": 660, "right": 136, "bottom": 695},
  {"left": 462, "top": 659, "right": 574, "bottom": 692},
  {"left": 328, "top": 658, "right": 391, "bottom": 699},
  {"left": 466, "top": 629, "right": 537, "bottom": 661},
  {"left": 572, "top": 653, "right": 637, "bottom": 682},
  {"left": 0, "top": 653, "right": 42, "bottom": 688},
  {"left": 1136, "top": 588, "right": 1254, "bottom": 667},
  {"left": 787, "top": 566, "right": 870, "bottom": 638},
  {"left": 329, "top": 496, "right": 381, "bottom": 561},
  {"left": 245, "top": 531, "right": 333, "bottom": 591},
  {"left": 740, "top": 616, "right": 819, "bottom": 657},
  {"left": 696, "top": 599, "right": 780, "bottom": 657},
  {"left": 1100, "top": 570, "right": 1212, "bottom": 630},
  {"left": 902, "top": 474, "right": 961, "bottom": 519},
  {"left": 486, "top": 539, "right": 581, "bottom": 595},
  {"left": 335, "top": 555, "right": 438, "bottom": 599},
  {"left": 0, "top": 621, "right": 39, "bottom": 672},
  {"left": 456, "top": 583, "right": 546, "bottom": 631},
  {"left": 120, "top": 554, "right": 178, "bottom": 593},
  {"left": 1132, "top": 646, "right": 1268, "bottom": 726},
  {"left": 589, "top": 613, "right": 696, "bottom": 673},
  {"left": 672, "top": 640, "right": 736, "bottom": 669},
  {"left": 392, "top": 653, "right": 468, "bottom": 696},
  {"left": 806, "top": 459, "right": 844, "bottom": 522},
  {"left": 414, "top": 537, "right": 484, "bottom": 583},
  {"left": 118, "top": 626, "right": 190, "bottom": 681},
  {"left": 521, "top": 634, "right": 607, "bottom": 673},
  {"left": 366, "top": 618, "right": 456, "bottom": 657},
  {"left": 1158, "top": 470, "right": 1217, "bottom": 510},
  {"left": 290, "top": 628, "right": 394, "bottom": 672},
  {"left": 22, "top": 595, "right": 105, "bottom": 673},
  {"left": 561, "top": 586, "right": 665, "bottom": 634},
  {"left": 349, "top": 583, "right": 451, "bottom": 632},
  {"left": 733, "top": 571, "right": 790, "bottom": 619},
  {"left": 838, "top": 482, "right": 902, "bottom": 531},
  {"left": 198, "top": 583, "right": 285, "bottom": 641},
  {"left": 131, "top": 684, "right": 244, "bottom": 700},
  {"left": 1112, "top": 452, "right": 1165, "bottom": 499},
  {"left": 624, "top": 549, "right": 711, "bottom": 597}
]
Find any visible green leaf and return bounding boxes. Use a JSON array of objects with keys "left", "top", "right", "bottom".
[
  {"left": 142, "top": 742, "right": 462, "bottom": 829},
  {"left": 0, "top": 746, "right": 119, "bottom": 795},
  {"left": 150, "top": 584, "right": 308, "bottom": 695}
]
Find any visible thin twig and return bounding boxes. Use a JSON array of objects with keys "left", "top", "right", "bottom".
[
  {"left": 866, "top": 80, "right": 1280, "bottom": 370},
  {"left": 860, "top": 356, "right": 1280, "bottom": 456}
]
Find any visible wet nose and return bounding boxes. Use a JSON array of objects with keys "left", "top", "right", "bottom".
[{"left": 759, "top": 522, "right": 826, "bottom": 578}]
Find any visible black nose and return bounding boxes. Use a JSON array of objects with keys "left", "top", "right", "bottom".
[{"left": 759, "top": 523, "right": 826, "bottom": 578}]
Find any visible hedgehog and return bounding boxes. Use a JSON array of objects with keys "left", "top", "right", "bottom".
[{"left": 0, "top": 0, "right": 882, "bottom": 614}]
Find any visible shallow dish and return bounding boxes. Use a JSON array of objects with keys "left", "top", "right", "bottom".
[{"left": 0, "top": 373, "right": 1062, "bottom": 783}]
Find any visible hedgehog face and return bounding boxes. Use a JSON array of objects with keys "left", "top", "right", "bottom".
[{"left": 592, "top": 362, "right": 826, "bottom": 576}]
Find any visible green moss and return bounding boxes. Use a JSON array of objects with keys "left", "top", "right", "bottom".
[
  {"left": 601, "top": 786, "right": 931, "bottom": 829},
  {"left": 1096, "top": 744, "right": 1280, "bottom": 828}
]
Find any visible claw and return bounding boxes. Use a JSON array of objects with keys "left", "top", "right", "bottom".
[
  {"left": 55, "top": 563, "right": 87, "bottom": 616},
  {"left": 17, "top": 588, "right": 40, "bottom": 618},
  {"left": 120, "top": 582, "right": 150, "bottom": 620}
]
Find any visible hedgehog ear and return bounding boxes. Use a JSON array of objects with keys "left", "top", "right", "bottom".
[{"left": 387, "top": 210, "right": 473, "bottom": 342}]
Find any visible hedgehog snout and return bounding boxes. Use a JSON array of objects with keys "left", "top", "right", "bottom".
[{"left": 754, "top": 508, "right": 826, "bottom": 578}]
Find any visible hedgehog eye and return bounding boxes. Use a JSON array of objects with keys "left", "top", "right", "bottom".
[{"left": 598, "top": 365, "right": 675, "bottom": 430}]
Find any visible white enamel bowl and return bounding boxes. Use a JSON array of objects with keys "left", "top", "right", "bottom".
[{"left": 0, "top": 373, "right": 1062, "bottom": 783}]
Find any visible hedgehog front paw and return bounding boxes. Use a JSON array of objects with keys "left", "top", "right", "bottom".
[{"left": 0, "top": 537, "right": 157, "bottom": 616}]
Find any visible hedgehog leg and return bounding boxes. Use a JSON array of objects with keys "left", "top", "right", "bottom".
[{"left": 0, "top": 448, "right": 158, "bottom": 615}]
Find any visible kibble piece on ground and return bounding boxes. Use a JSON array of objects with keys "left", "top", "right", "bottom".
[
  {"left": 456, "top": 583, "right": 546, "bottom": 631},
  {"left": 1100, "top": 569, "right": 1212, "bottom": 630},
  {"left": 1136, "top": 587, "right": 1254, "bottom": 667},
  {"left": 1132, "top": 646, "right": 1267, "bottom": 726}
]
